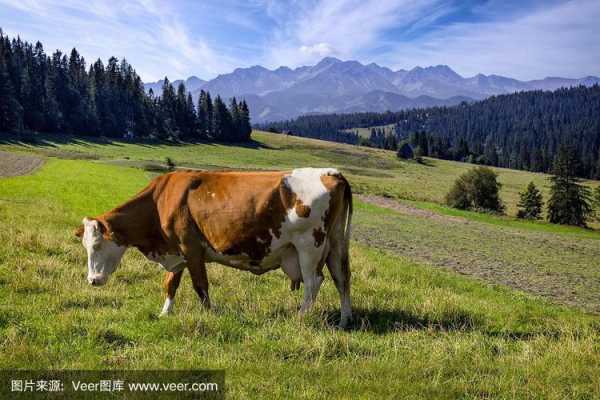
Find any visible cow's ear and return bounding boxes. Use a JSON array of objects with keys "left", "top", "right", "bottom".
[
  {"left": 75, "top": 225, "right": 84, "bottom": 238},
  {"left": 95, "top": 220, "right": 115, "bottom": 242}
]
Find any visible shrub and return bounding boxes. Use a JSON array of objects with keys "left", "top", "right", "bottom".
[
  {"left": 517, "top": 182, "right": 543, "bottom": 219},
  {"left": 397, "top": 143, "right": 414, "bottom": 160},
  {"left": 446, "top": 166, "right": 504, "bottom": 212},
  {"left": 165, "top": 157, "right": 176, "bottom": 171},
  {"left": 591, "top": 186, "right": 600, "bottom": 221}
]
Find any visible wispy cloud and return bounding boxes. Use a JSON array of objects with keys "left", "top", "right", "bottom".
[
  {"left": 0, "top": 0, "right": 598, "bottom": 80},
  {"left": 262, "top": 0, "right": 448, "bottom": 68},
  {"left": 381, "top": 0, "right": 600, "bottom": 79},
  {"left": 0, "top": 0, "right": 236, "bottom": 80}
]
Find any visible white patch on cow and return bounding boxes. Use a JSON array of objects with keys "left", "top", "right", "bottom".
[
  {"left": 279, "top": 167, "right": 334, "bottom": 242},
  {"left": 160, "top": 297, "right": 174, "bottom": 316},
  {"left": 145, "top": 252, "right": 186, "bottom": 273},
  {"left": 81, "top": 218, "right": 127, "bottom": 286}
]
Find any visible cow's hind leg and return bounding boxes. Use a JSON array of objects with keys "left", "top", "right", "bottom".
[
  {"left": 160, "top": 270, "right": 184, "bottom": 316},
  {"left": 178, "top": 225, "right": 211, "bottom": 310},
  {"left": 326, "top": 236, "right": 352, "bottom": 328},
  {"left": 297, "top": 247, "right": 325, "bottom": 315},
  {"left": 188, "top": 258, "right": 210, "bottom": 309}
]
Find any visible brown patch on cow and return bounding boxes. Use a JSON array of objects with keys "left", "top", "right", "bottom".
[
  {"left": 163, "top": 270, "right": 183, "bottom": 299},
  {"left": 320, "top": 174, "right": 346, "bottom": 231},
  {"left": 89, "top": 176, "right": 176, "bottom": 257},
  {"left": 294, "top": 199, "right": 311, "bottom": 218},
  {"left": 313, "top": 227, "right": 326, "bottom": 247},
  {"left": 185, "top": 170, "right": 293, "bottom": 262}
]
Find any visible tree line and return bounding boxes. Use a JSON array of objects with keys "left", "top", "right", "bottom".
[
  {"left": 0, "top": 30, "right": 251, "bottom": 142},
  {"left": 262, "top": 85, "right": 600, "bottom": 178}
]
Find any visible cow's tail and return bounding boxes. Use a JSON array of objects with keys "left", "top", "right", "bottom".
[
  {"left": 336, "top": 174, "right": 353, "bottom": 327},
  {"left": 340, "top": 175, "right": 353, "bottom": 272},
  {"left": 343, "top": 178, "right": 353, "bottom": 262}
]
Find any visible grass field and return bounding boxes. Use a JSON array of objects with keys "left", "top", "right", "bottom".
[
  {"left": 1, "top": 132, "right": 600, "bottom": 398},
  {"left": 2, "top": 131, "right": 599, "bottom": 217}
]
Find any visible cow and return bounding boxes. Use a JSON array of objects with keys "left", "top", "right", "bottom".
[{"left": 75, "top": 168, "right": 353, "bottom": 327}]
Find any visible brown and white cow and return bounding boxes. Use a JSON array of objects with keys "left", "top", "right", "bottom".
[{"left": 75, "top": 168, "right": 353, "bottom": 327}]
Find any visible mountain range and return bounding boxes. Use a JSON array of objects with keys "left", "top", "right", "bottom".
[{"left": 144, "top": 57, "right": 600, "bottom": 123}]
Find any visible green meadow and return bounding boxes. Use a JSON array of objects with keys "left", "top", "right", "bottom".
[{"left": 1, "top": 132, "right": 599, "bottom": 398}]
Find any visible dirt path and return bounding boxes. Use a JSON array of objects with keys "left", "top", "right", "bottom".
[
  {"left": 357, "top": 194, "right": 468, "bottom": 224},
  {"left": 356, "top": 194, "right": 600, "bottom": 314},
  {"left": 0, "top": 151, "right": 44, "bottom": 178}
]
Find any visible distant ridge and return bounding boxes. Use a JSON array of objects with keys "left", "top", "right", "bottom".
[
  {"left": 144, "top": 57, "right": 599, "bottom": 122},
  {"left": 144, "top": 76, "right": 206, "bottom": 95}
]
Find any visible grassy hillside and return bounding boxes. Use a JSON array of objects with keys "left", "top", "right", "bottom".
[
  {"left": 2, "top": 130, "right": 598, "bottom": 217},
  {"left": 1, "top": 132, "right": 600, "bottom": 398}
]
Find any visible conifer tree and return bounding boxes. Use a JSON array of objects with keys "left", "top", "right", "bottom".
[
  {"left": 239, "top": 100, "right": 252, "bottom": 140},
  {"left": 212, "top": 95, "right": 232, "bottom": 141},
  {"left": 397, "top": 142, "right": 414, "bottom": 159},
  {"left": 0, "top": 57, "right": 23, "bottom": 131},
  {"left": 185, "top": 92, "right": 196, "bottom": 138},
  {"left": 517, "top": 182, "right": 543, "bottom": 219},
  {"left": 230, "top": 97, "right": 240, "bottom": 140},
  {"left": 197, "top": 90, "right": 208, "bottom": 138},
  {"left": 202, "top": 91, "right": 213, "bottom": 137},
  {"left": 175, "top": 82, "right": 187, "bottom": 136},
  {"left": 547, "top": 144, "right": 592, "bottom": 226}
]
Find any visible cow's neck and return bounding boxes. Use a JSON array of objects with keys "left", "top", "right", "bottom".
[{"left": 97, "top": 186, "right": 169, "bottom": 255}]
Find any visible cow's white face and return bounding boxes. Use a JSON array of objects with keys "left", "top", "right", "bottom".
[{"left": 79, "top": 218, "right": 126, "bottom": 286}]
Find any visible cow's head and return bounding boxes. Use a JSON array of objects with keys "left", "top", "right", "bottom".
[{"left": 75, "top": 218, "right": 126, "bottom": 286}]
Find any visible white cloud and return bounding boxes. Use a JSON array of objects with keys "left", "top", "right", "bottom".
[{"left": 299, "top": 42, "right": 335, "bottom": 57}]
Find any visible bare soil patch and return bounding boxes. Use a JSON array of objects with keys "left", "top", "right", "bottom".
[
  {"left": 0, "top": 151, "right": 44, "bottom": 178},
  {"left": 356, "top": 194, "right": 600, "bottom": 313}
]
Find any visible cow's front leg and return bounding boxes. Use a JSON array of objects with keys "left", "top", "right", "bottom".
[
  {"left": 187, "top": 257, "right": 210, "bottom": 309},
  {"left": 160, "top": 270, "right": 184, "bottom": 316}
]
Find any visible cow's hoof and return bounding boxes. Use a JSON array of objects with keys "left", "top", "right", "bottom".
[{"left": 338, "top": 315, "right": 352, "bottom": 329}]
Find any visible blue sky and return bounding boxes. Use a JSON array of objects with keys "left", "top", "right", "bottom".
[{"left": 1, "top": 0, "right": 599, "bottom": 81}]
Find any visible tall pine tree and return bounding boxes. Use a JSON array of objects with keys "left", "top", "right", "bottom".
[
  {"left": 547, "top": 144, "right": 592, "bottom": 226},
  {"left": 517, "top": 182, "right": 543, "bottom": 219}
]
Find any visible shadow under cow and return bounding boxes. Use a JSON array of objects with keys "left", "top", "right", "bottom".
[{"left": 321, "top": 307, "right": 484, "bottom": 334}]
